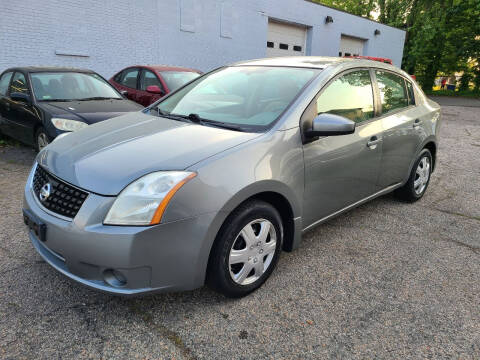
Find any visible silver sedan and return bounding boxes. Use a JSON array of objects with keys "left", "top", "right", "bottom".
[{"left": 23, "top": 57, "right": 441, "bottom": 297}]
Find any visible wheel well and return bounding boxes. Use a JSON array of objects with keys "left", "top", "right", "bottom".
[
  {"left": 240, "top": 192, "right": 295, "bottom": 252},
  {"left": 424, "top": 142, "right": 437, "bottom": 171},
  {"left": 32, "top": 124, "right": 44, "bottom": 144},
  {"left": 213, "top": 192, "right": 295, "bottom": 254}
]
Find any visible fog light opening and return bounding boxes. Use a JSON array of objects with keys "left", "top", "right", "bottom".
[{"left": 103, "top": 269, "right": 127, "bottom": 288}]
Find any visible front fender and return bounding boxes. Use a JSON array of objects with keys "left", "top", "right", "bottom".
[{"left": 162, "top": 128, "right": 305, "bottom": 285}]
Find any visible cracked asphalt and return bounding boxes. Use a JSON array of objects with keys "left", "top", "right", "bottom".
[{"left": 0, "top": 99, "right": 479, "bottom": 359}]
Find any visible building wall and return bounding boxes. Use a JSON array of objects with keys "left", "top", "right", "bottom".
[{"left": 0, "top": 0, "right": 405, "bottom": 78}]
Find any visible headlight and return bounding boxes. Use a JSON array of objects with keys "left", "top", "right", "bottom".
[
  {"left": 51, "top": 118, "right": 88, "bottom": 132},
  {"left": 104, "top": 171, "right": 196, "bottom": 226}
]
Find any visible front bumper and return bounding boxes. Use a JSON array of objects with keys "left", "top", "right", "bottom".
[{"left": 23, "top": 166, "right": 218, "bottom": 296}]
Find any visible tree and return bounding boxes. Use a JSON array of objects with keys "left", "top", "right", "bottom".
[
  {"left": 311, "top": 0, "right": 376, "bottom": 18},
  {"left": 313, "top": 0, "right": 480, "bottom": 90}
]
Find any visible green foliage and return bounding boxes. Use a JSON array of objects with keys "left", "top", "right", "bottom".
[
  {"left": 311, "top": 0, "right": 376, "bottom": 18},
  {"left": 424, "top": 89, "right": 480, "bottom": 98},
  {"left": 0, "top": 133, "right": 19, "bottom": 147},
  {"left": 474, "top": 65, "right": 480, "bottom": 90},
  {"left": 313, "top": 0, "right": 480, "bottom": 90}
]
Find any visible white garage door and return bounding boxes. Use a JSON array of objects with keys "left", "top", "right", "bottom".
[
  {"left": 266, "top": 20, "right": 307, "bottom": 57},
  {"left": 339, "top": 35, "right": 365, "bottom": 57}
]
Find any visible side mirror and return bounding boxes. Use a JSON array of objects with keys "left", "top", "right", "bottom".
[
  {"left": 305, "top": 113, "right": 356, "bottom": 137},
  {"left": 146, "top": 85, "right": 164, "bottom": 95},
  {"left": 120, "top": 90, "right": 128, "bottom": 97},
  {"left": 10, "top": 92, "right": 31, "bottom": 104}
]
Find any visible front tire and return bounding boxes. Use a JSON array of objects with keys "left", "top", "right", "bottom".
[
  {"left": 395, "top": 149, "right": 432, "bottom": 202},
  {"left": 35, "top": 127, "right": 51, "bottom": 152},
  {"left": 207, "top": 200, "right": 283, "bottom": 298}
]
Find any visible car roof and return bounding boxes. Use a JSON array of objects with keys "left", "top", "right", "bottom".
[
  {"left": 3, "top": 66, "right": 95, "bottom": 74},
  {"left": 129, "top": 65, "right": 201, "bottom": 73},
  {"left": 232, "top": 56, "right": 399, "bottom": 71}
]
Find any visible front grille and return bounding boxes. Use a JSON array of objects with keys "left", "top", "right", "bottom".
[{"left": 32, "top": 165, "right": 88, "bottom": 219}]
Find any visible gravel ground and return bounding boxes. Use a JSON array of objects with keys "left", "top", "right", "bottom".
[{"left": 0, "top": 103, "right": 479, "bottom": 359}]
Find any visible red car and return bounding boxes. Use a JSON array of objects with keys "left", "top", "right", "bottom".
[
  {"left": 109, "top": 65, "right": 202, "bottom": 106},
  {"left": 343, "top": 56, "right": 417, "bottom": 80},
  {"left": 343, "top": 55, "right": 393, "bottom": 64}
]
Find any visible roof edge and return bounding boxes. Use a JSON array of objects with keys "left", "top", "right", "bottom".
[{"left": 303, "top": 0, "right": 405, "bottom": 32}]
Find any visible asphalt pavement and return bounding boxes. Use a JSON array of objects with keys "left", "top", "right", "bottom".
[{"left": 0, "top": 100, "right": 479, "bottom": 359}]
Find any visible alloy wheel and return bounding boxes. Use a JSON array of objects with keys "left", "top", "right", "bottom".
[
  {"left": 228, "top": 219, "right": 277, "bottom": 286},
  {"left": 414, "top": 156, "right": 430, "bottom": 195}
]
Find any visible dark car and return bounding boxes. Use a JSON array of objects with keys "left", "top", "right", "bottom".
[
  {"left": 109, "top": 65, "right": 201, "bottom": 106},
  {"left": 0, "top": 67, "right": 142, "bottom": 151}
]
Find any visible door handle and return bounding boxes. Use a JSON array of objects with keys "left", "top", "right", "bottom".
[
  {"left": 367, "top": 136, "right": 380, "bottom": 149},
  {"left": 413, "top": 119, "right": 421, "bottom": 128}
]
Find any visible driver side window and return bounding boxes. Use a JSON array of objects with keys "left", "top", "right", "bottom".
[
  {"left": 315, "top": 70, "right": 374, "bottom": 124},
  {"left": 10, "top": 72, "right": 30, "bottom": 95}
]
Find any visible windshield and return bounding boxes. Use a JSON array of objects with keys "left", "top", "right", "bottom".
[
  {"left": 161, "top": 71, "right": 200, "bottom": 91},
  {"left": 31, "top": 72, "right": 122, "bottom": 101},
  {"left": 154, "top": 66, "right": 319, "bottom": 131}
]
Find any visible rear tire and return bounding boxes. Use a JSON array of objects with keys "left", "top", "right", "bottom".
[
  {"left": 206, "top": 200, "right": 283, "bottom": 298},
  {"left": 395, "top": 149, "right": 432, "bottom": 202},
  {"left": 35, "top": 127, "right": 50, "bottom": 152}
]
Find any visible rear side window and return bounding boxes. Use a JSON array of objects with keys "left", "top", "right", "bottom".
[
  {"left": 140, "top": 70, "right": 163, "bottom": 91},
  {"left": 375, "top": 71, "right": 408, "bottom": 115},
  {"left": 119, "top": 68, "right": 139, "bottom": 89},
  {"left": 113, "top": 71, "right": 123, "bottom": 83},
  {"left": 315, "top": 70, "right": 374, "bottom": 123},
  {"left": 406, "top": 80, "right": 415, "bottom": 105},
  {"left": 9, "top": 72, "right": 29, "bottom": 95},
  {"left": 0, "top": 71, "right": 13, "bottom": 95}
]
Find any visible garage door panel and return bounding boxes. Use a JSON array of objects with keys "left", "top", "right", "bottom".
[
  {"left": 340, "top": 35, "right": 365, "bottom": 57},
  {"left": 267, "top": 20, "right": 306, "bottom": 57}
]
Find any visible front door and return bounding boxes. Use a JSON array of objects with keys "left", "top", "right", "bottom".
[
  {"left": 2, "top": 71, "right": 38, "bottom": 144},
  {"left": 0, "top": 71, "right": 14, "bottom": 135},
  {"left": 302, "top": 69, "right": 383, "bottom": 228}
]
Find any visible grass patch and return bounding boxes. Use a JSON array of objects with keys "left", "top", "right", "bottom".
[
  {"left": 425, "top": 89, "right": 480, "bottom": 98},
  {"left": 0, "top": 133, "right": 20, "bottom": 147}
]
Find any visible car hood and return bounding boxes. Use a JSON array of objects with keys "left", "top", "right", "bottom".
[
  {"left": 38, "top": 99, "right": 143, "bottom": 124},
  {"left": 37, "top": 112, "right": 260, "bottom": 195}
]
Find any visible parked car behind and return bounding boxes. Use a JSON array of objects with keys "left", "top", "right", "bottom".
[
  {"left": 343, "top": 55, "right": 393, "bottom": 64},
  {"left": 109, "top": 65, "right": 201, "bottom": 106},
  {"left": 0, "top": 67, "right": 142, "bottom": 151},
  {"left": 23, "top": 57, "right": 441, "bottom": 298}
]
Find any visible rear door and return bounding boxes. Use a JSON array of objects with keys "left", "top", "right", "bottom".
[
  {"left": 137, "top": 69, "right": 165, "bottom": 106},
  {"left": 302, "top": 69, "right": 383, "bottom": 228},
  {"left": 374, "top": 70, "right": 423, "bottom": 187},
  {"left": 115, "top": 67, "right": 139, "bottom": 102}
]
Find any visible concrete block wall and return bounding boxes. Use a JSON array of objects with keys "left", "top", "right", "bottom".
[{"left": 0, "top": 0, "right": 405, "bottom": 78}]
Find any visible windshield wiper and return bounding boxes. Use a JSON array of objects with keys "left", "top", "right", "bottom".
[
  {"left": 152, "top": 108, "right": 244, "bottom": 131},
  {"left": 39, "top": 98, "right": 75, "bottom": 102},
  {"left": 152, "top": 108, "right": 192, "bottom": 122},
  {"left": 171, "top": 113, "right": 244, "bottom": 131},
  {"left": 76, "top": 97, "right": 122, "bottom": 101}
]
